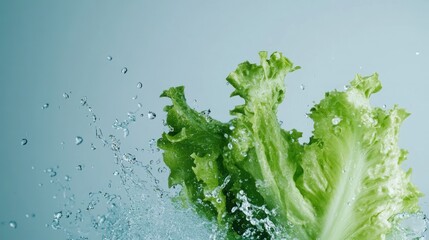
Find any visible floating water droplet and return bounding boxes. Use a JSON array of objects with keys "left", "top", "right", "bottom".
[
  {"left": 21, "top": 138, "right": 28, "bottom": 145},
  {"left": 42, "top": 103, "right": 49, "bottom": 109},
  {"left": 332, "top": 116, "right": 342, "bottom": 125},
  {"left": 9, "top": 221, "right": 17, "bottom": 229},
  {"left": 76, "top": 165, "right": 83, "bottom": 171},
  {"left": 122, "top": 153, "right": 137, "bottom": 164},
  {"left": 382, "top": 104, "right": 387, "bottom": 109},
  {"left": 229, "top": 125, "right": 235, "bottom": 131},
  {"left": 344, "top": 85, "right": 351, "bottom": 90},
  {"left": 64, "top": 175, "right": 71, "bottom": 181},
  {"left": 123, "top": 128, "right": 129, "bottom": 137},
  {"left": 75, "top": 136, "right": 83, "bottom": 145},
  {"left": 136, "top": 82, "right": 143, "bottom": 89},
  {"left": 147, "top": 111, "right": 156, "bottom": 120},
  {"left": 416, "top": 51, "right": 420, "bottom": 56},
  {"left": 80, "top": 97, "right": 87, "bottom": 106},
  {"left": 113, "top": 171, "right": 119, "bottom": 176},
  {"left": 132, "top": 95, "right": 138, "bottom": 100},
  {"left": 107, "top": 55, "right": 113, "bottom": 61},
  {"left": 38, "top": 183, "right": 43, "bottom": 187},
  {"left": 63, "top": 92, "right": 70, "bottom": 99},
  {"left": 90, "top": 143, "right": 96, "bottom": 150},
  {"left": 137, "top": 103, "right": 143, "bottom": 108},
  {"left": 300, "top": 84, "right": 305, "bottom": 90},
  {"left": 91, "top": 114, "right": 97, "bottom": 123},
  {"left": 121, "top": 67, "right": 128, "bottom": 74},
  {"left": 227, "top": 143, "right": 233, "bottom": 150},
  {"left": 54, "top": 211, "right": 63, "bottom": 219}
]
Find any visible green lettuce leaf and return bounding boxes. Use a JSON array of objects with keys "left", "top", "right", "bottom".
[{"left": 157, "top": 52, "right": 422, "bottom": 239}]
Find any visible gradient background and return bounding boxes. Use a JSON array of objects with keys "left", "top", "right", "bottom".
[{"left": 1, "top": 1, "right": 428, "bottom": 239}]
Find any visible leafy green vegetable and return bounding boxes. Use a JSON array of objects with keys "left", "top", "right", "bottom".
[{"left": 157, "top": 52, "right": 422, "bottom": 239}]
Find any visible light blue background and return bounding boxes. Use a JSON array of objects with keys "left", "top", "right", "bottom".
[{"left": 1, "top": 1, "right": 428, "bottom": 239}]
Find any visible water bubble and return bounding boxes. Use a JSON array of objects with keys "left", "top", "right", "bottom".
[
  {"left": 63, "top": 92, "right": 70, "bottom": 99},
  {"left": 75, "top": 136, "right": 83, "bottom": 145},
  {"left": 137, "top": 82, "right": 143, "bottom": 89},
  {"left": 9, "top": 221, "right": 17, "bottom": 229},
  {"left": 300, "top": 84, "right": 305, "bottom": 90},
  {"left": 121, "top": 67, "right": 128, "bottom": 74},
  {"left": 332, "top": 116, "right": 342, "bottom": 125},
  {"left": 42, "top": 103, "right": 49, "bottom": 109},
  {"left": 107, "top": 55, "right": 113, "bottom": 61},
  {"left": 148, "top": 111, "right": 156, "bottom": 120},
  {"left": 21, "top": 138, "right": 28, "bottom": 145}
]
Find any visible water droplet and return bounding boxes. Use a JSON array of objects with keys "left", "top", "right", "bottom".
[
  {"left": 416, "top": 51, "right": 420, "bottom": 56},
  {"left": 344, "top": 85, "right": 351, "bottom": 90},
  {"left": 147, "top": 111, "right": 156, "bottom": 120},
  {"left": 9, "top": 221, "right": 17, "bottom": 229},
  {"left": 63, "top": 92, "right": 70, "bottom": 99},
  {"left": 38, "top": 183, "right": 43, "bottom": 187},
  {"left": 21, "top": 138, "right": 28, "bottom": 146},
  {"left": 300, "top": 84, "right": 305, "bottom": 90},
  {"left": 332, "top": 116, "right": 342, "bottom": 125},
  {"left": 227, "top": 143, "right": 233, "bottom": 150},
  {"left": 121, "top": 67, "right": 128, "bottom": 74},
  {"left": 75, "top": 136, "right": 83, "bottom": 145},
  {"left": 113, "top": 171, "right": 119, "bottom": 176},
  {"left": 76, "top": 165, "right": 83, "bottom": 171},
  {"left": 42, "top": 103, "right": 49, "bottom": 109},
  {"left": 80, "top": 97, "right": 87, "bottom": 106},
  {"left": 382, "top": 104, "right": 387, "bottom": 109},
  {"left": 122, "top": 153, "right": 137, "bottom": 164},
  {"left": 54, "top": 211, "right": 63, "bottom": 219},
  {"left": 64, "top": 175, "right": 71, "bottom": 181},
  {"left": 136, "top": 82, "right": 143, "bottom": 89},
  {"left": 90, "top": 143, "right": 96, "bottom": 150},
  {"left": 229, "top": 125, "right": 235, "bottom": 131},
  {"left": 137, "top": 103, "right": 143, "bottom": 108},
  {"left": 107, "top": 55, "right": 113, "bottom": 61}
]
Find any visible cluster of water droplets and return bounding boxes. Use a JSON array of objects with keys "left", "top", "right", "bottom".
[
  {"left": 231, "top": 190, "right": 289, "bottom": 239},
  {"left": 8, "top": 54, "right": 428, "bottom": 239}
]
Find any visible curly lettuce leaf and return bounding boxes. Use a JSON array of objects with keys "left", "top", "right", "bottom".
[{"left": 157, "top": 52, "right": 422, "bottom": 239}]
